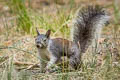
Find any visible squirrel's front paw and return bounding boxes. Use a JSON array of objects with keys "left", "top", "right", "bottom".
[
  {"left": 45, "top": 68, "right": 53, "bottom": 73},
  {"left": 45, "top": 67, "right": 56, "bottom": 73},
  {"left": 45, "top": 66, "right": 59, "bottom": 73}
]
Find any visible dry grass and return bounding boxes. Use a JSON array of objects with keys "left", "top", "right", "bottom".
[{"left": 0, "top": 0, "right": 120, "bottom": 80}]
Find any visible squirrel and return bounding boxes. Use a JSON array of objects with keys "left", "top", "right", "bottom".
[{"left": 35, "top": 5, "right": 110, "bottom": 72}]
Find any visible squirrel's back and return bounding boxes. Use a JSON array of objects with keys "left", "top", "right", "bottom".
[{"left": 71, "top": 5, "right": 110, "bottom": 53}]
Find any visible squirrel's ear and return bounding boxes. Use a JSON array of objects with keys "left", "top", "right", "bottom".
[
  {"left": 45, "top": 30, "right": 51, "bottom": 38},
  {"left": 36, "top": 28, "right": 40, "bottom": 35}
]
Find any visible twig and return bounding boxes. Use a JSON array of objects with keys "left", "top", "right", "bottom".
[
  {"left": 14, "top": 61, "right": 35, "bottom": 66},
  {"left": 26, "top": 62, "right": 40, "bottom": 70},
  {"left": 0, "top": 46, "right": 33, "bottom": 54}
]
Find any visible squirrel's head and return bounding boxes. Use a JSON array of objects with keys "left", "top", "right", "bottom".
[{"left": 35, "top": 28, "right": 51, "bottom": 49}]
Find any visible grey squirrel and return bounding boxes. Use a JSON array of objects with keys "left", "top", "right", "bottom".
[{"left": 35, "top": 5, "right": 110, "bottom": 72}]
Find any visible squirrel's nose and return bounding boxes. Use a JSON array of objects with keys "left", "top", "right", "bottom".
[{"left": 36, "top": 44, "right": 40, "bottom": 48}]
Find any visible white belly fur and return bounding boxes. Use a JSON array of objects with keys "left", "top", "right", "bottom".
[{"left": 38, "top": 48, "right": 50, "bottom": 60}]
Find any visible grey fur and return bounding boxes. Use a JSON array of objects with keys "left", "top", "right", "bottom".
[
  {"left": 72, "top": 5, "right": 110, "bottom": 53},
  {"left": 35, "top": 5, "right": 110, "bottom": 72}
]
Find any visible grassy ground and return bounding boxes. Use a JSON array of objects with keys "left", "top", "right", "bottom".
[{"left": 0, "top": 0, "right": 120, "bottom": 80}]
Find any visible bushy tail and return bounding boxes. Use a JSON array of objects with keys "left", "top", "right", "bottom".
[{"left": 71, "top": 5, "right": 110, "bottom": 53}]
